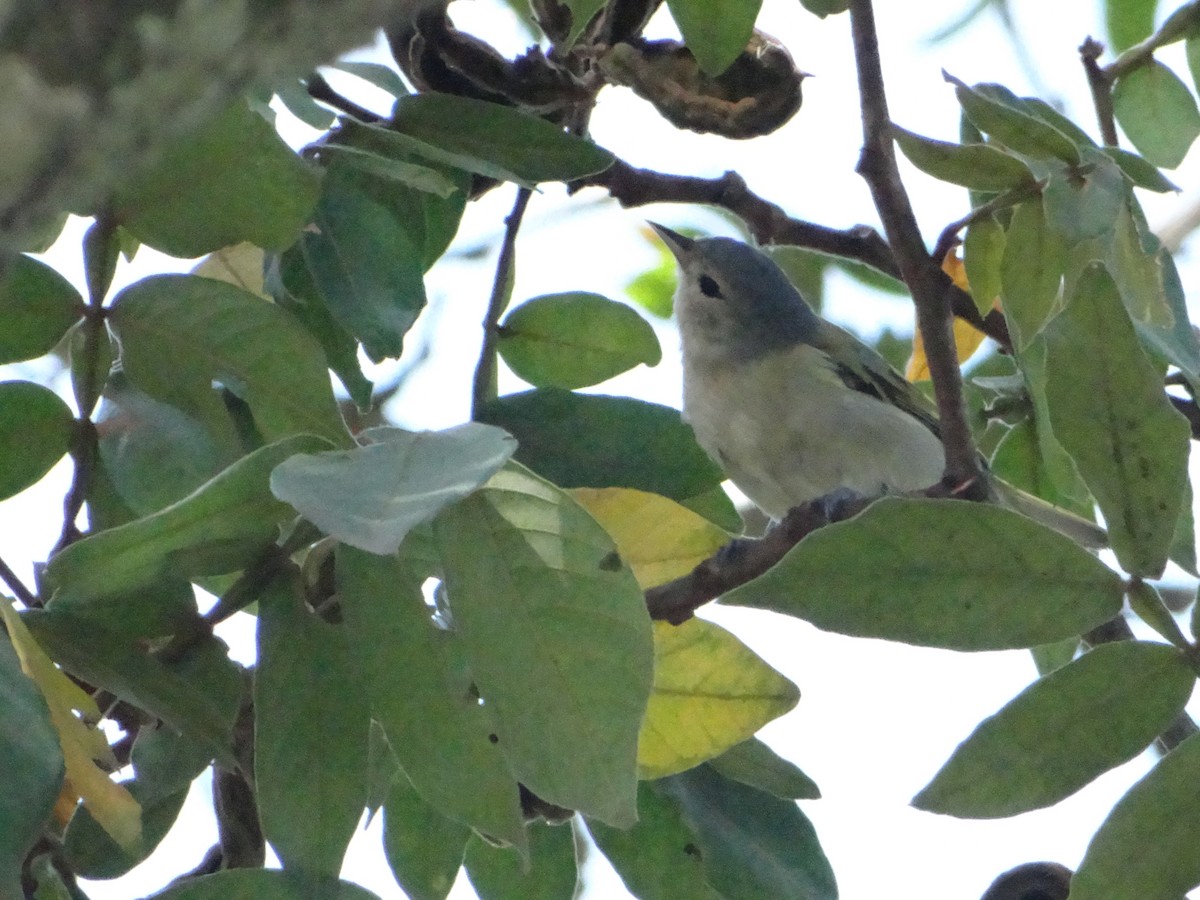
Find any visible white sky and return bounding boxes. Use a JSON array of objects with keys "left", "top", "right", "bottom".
[{"left": 5, "top": 1, "right": 1200, "bottom": 898}]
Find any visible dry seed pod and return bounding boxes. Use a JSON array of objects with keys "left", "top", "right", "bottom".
[{"left": 600, "top": 33, "right": 804, "bottom": 139}]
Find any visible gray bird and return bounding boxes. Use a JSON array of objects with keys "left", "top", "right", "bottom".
[{"left": 652, "top": 223, "right": 1105, "bottom": 545}]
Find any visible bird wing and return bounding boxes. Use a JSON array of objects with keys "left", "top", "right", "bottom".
[{"left": 812, "top": 323, "right": 942, "bottom": 437}]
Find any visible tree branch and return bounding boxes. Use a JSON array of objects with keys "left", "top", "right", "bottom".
[
  {"left": 849, "top": 0, "right": 982, "bottom": 489},
  {"left": 1079, "top": 38, "right": 1119, "bottom": 146},
  {"left": 472, "top": 186, "right": 532, "bottom": 418},
  {"left": 0, "top": 554, "right": 37, "bottom": 607},
  {"left": 572, "top": 158, "right": 1002, "bottom": 341}
]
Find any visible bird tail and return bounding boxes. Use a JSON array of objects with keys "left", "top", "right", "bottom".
[{"left": 992, "top": 480, "right": 1108, "bottom": 549}]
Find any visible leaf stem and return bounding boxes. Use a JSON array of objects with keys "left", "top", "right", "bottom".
[{"left": 472, "top": 186, "right": 532, "bottom": 418}]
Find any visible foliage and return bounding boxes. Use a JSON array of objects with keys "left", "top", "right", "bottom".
[{"left": 3, "top": 1, "right": 1200, "bottom": 899}]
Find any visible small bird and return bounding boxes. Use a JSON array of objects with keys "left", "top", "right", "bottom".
[{"left": 651, "top": 223, "right": 1104, "bottom": 544}]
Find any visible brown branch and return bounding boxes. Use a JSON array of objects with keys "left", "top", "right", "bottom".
[
  {"left": 472, "top": 186, "right": 532, "bottom": 418},
  {"left": 1080, "top": 38, "right": 1119, "bottom": 146},
  {"left": 0, "top": 554, "right": 37, "bottom": 606},
  {"left": 1169, "top": 394, "right": 1200, "bottom": 439},
  {"left": 305, "top": 72, "right": 382, "bottom": 124},
  {"left": 573, "top": 158, "right": 1003, "bottom": 341},
  {"left": 849, "top": 0, "right": 981, "bottom": 489},
  {"left": 645, "top": 494, "right": 870, "bottom": 623}
]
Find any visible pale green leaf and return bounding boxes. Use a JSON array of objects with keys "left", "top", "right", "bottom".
[{"left": 1113, "top": 61, "right": 1200, "bottom": 169}]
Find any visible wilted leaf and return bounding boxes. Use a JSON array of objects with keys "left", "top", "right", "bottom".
[
  {"left": 638, "top": 619, "right": 799, "bottom": 778},
  {"left": 569, "top": 487, "right": 729, "bottom": 588}
]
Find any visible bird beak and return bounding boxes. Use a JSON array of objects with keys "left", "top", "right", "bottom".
[{"left": 648, "top": 222, "right": 693, "bottom": 260}]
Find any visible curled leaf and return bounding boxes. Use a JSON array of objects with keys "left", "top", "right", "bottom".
[{"left": 601, "top": 33, "right": 804, "bottom": 139}]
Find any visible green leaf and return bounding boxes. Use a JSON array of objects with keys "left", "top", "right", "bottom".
[
  {"left": 271, "top": 423, "right": 516, "bottom": 555},
  {"left": 655, "top": 765, "right": 837, "bottom": 900},
  {"left": 382, "top": 776, "right": 470, "bottom": 900},
  {"left": 1107, "top": 0, "right": 1158, "bottom": 51},
  {"left": 256, "top": 579, "right": 368, "bottom": 878},
  {"left": 1000, "top": 197, "right": 1065, "bottom": 349},
  {"left": 63, "top": 780, "right": 187, "bottom": 880},
  {"left": 1041, "top": 149, "right": 1126, "bottom": 243},
  {"left": 97, "top": 375, "right": 234, "bottom": 516},
  {"left": 47, "top": 434, "right": 331, "bottom": 605},
  {"left": 892, "top": 124, "right": 1033, "bottom": 191},
  {"left": 1108, "top": 201, "right": 1171, "bottom": 328},
  {"left": 1042, "top": 263, "right": 1191, "bottom": 577},
  {"left": 1100, "top": 147, "right": 1180, "bottom": 192},
  {"left": 990, "top": 419, "right": 1093, "bottom": 518},
  {"left": 707, "top": 738, "right": 820, "bottom": 800},
  {"left": 115, "top": 103, "right": 321, "bottom": 258},
  {"left": 463, "top": 825, "right": 577, "bottom": 900},
  {"left": 1029, "top": 636, "right": 1079, "bottom": 676},
  {"left": 563, "top": 0, "right": 606, "bottom": 44},
  {"left": 665, "top": 0, "right": 762, "bottom": 76},
  {"left": 798, "top": 0, "right": 848, "bottom": 15},
  {"left": 145, "top": 869, "right": 383, "bottom": 900},
  {"left": 946, "top": 74, "right": 1081, "bottom": 164},
  {"left": 724, "top": 498, "right": 1124, "bottom": 649},
  {"left": 336, "top": 546, "right": 526, "bottom": 849},
  {"left": 108, "top": 274, "right": 348, "bottom": 450},
  {"left": 498, "top": 292, "right": 661, "bottom": 389},
  {"left": 275, "top": 79, "right": 338, "bottom": 130},
  {"left": 329, "top": 122, "right": 470, "bottom": 270},
  {"left": 0, "top": 634, "right": 64, "bottom": 899},
  {"left": 587, "top": 786, "right": 721, "bottom": 900},
  {"left": 963, "top": 215, "right": 1005, "bottom": 315},
  {"left": 24, "top": 610, "right": 238, "bottom": 770},
  {"left": 477, "top": 389, "right": 724, "bottom": 503},
  {"left": 272, "top": 245, "right": 374, "bottom": 409},
  {"left": 318, "top": 145, "right": 460, "bottom": 198},
  {"left": 327, "top": 60, "right": 411, "bottom": 98},
  {"left": 914, "top": 641, "right": 1193, "bottom": 817},
  {"left": 1113, "top": 61, "right": 1200, "bottom": 168},
  {"left": 1070, "top": 733, "right": 1200, "bottom": 900},
  {"left": 0, "top": 255, "right": 82, "bottom": 363},
  {"left": 298, "top": 167, "right": 427, "bottom": 362},
  {"left": 434, "top": 464, "right": 653, "bottom": 826},
  {"left": 0, "top": 380, "right": 74, "bottom": 501},
  {"left": 387, "top": 94, "right": 613, "bottom": 185}
]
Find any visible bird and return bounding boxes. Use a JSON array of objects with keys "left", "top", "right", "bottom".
[{"left": 650, "top": 222, "right": 1105, "bottom": 545}]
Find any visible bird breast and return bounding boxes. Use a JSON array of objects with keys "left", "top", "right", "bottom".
[{"left": 681, "top": 344, "right": 946, "bottom": 518}]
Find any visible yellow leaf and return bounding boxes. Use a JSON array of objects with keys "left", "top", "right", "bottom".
[
  {"left": 570, "top": 487, "right": 729, "bottom": 588},
  {"left": 906, "top": 252, "right": 993, "bottom": 381},
  {"left": 192, "top": 242, "right": 267, "bottom": 298},
  {"left": 0, "top": 599, "right": 141, "bottom": 850},
  {"left": 637, "top": 619, "right": 800, "bottom": 779}
]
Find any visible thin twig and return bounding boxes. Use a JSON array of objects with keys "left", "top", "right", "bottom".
[
  {"left": 0, "top": 554, "right": 37, "bottom": 606},
  {"left": 305, "top": 72, "right": 382, "bottom": 123},
  {"left": 930, "top": 179, "right": 1045, "bottom": 266},
  {"left": 472, "top": 186, "right": 532, "bottom": 418},
  {"left": 54, "top": 216, "right": 115, "bottom": 553},
  {"left": 849, "top": 0, "right": 982, "bottom": 488},
  {"left": 1080, "top": 38, "right": 1119, "bottom": 146}
]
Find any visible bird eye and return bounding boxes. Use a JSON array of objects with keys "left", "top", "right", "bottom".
[{"left": 698, "top": 275, "right": 723, "bottom": 298}]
